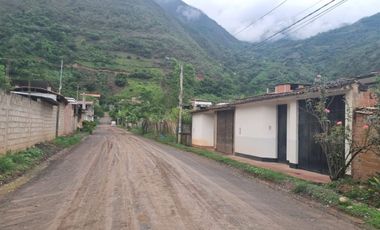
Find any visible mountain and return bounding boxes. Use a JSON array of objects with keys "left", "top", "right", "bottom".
[
  {"left": 0, "top": 0, "right": 237, "bottom": 99},
  {"left": 154, "top": 0, "right": 240, "bottom": 62},
  {"left": 241, "top": 13, "right": 380, "bottom": 83},
  {"left": 206, "top": 12, "right": 380, "bottom": 94},
  {"left": 0, "top": 0, "right": 379, "bottom": 100}
]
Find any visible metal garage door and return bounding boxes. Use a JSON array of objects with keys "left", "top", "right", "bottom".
[
  {"left": 298, "top": 95, "right": 345, "bottom": 174},
  {"left": 216, "top": 110, "right": 234, "bottom": 154}
]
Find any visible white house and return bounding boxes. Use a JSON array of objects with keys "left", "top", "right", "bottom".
[{"left": 191, "top": 73, "right": 379, "bottom": 174}]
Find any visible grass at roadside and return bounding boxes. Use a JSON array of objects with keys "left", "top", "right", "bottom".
[
  {"left": 0, "top": 132, "right": 88, "bottom": 186},
  {"left": 139, "top": 132, "right": 380, "bottom": 229}
]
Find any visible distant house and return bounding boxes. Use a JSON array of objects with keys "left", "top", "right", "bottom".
[
  {"left": 192, "top": 72, "right": 379, "bottom": 176},
  {"left": 191, "top": 100, "right": 213, "bottom": 110},
  {"left": 77, "top": 101, "right": 95, "bottom": 122}
]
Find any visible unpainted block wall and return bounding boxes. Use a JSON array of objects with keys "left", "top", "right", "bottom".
[
  {"left": 62, "top": 104, "right": 78, "bottom": 136},
  {"left": 0, "top": 91, "right": 76, "bottom": 154}
]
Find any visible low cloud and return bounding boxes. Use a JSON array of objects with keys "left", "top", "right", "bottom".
[
  {"left": 183, "top": 0, "right": 380, "bottom": 42},
  {"left": 177, "top": 5, "right": 202, "bottom": 21}
]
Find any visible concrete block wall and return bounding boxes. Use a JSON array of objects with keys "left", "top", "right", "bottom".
[
  {"left": 62, "top": 104, "right": 78, "bottom": 136},
  {"left": 0, "top": 91, "right": 77, "bottom": 155}
]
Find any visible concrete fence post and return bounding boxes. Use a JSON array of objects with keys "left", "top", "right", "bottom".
[
  {"left": 5, "top": 93, "right": 10, "bottom": 152},
  {"left": 29, "top": 97, "right": 32, "bottom": 146}
]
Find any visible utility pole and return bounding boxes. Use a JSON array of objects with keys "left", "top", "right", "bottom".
[
  {"left": 5, "top": 59, "right": 10, "bottom": 83},
  {"left": 56, "top": 59, "right": 63, "bottom": 137},
  {"left": 76, "top": 84, "right": 79, "bottom": 100},
  {"left": 177, "top": 63, "right": 184, "bottom": 144},
  {"left": 59, "top": 59, "right": 63, "bottom": 94}
]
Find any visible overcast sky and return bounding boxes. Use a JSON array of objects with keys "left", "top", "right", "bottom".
[{"left": 182, "top": 0, "right": 380, "bottom": 42}]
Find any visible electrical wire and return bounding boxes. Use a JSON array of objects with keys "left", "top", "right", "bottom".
[
  {"left": 256, "top": 0, "right": 338, "bottom": 45},
  {"left": 234, "top": 0, "right": 288, "bottom": 36},
  {"left": 287, "top": 0, "right": 349, "bottom": 35},
  {"left": 292, "top": 0, "right": 326, "bottom": 20}
]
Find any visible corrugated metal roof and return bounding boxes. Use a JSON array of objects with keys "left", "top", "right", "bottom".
[
  {"left": 192, "top": 73, "right": 379, "bottom": 114},
  {"left": 13, "top": 87, "right": 68, "bottom": 104}
]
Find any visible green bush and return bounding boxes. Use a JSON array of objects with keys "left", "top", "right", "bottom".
[
  {"left": 0, "top": 157, "right": 16, "bottom": 174},
  {"left": 129, "top": 72, "right": 153, "bottom": 79},
  {"left": 115, "top": 74, "right": 128, "bottom": 87},
  {"left": 0, "top": 148, "right": 44, "bottom": 176},
  {"left": 82, "top": 121, "right": 97, "bottom": 134}
]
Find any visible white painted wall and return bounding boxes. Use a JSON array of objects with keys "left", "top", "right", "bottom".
[
  {"left": 344, "top": 86, "right": 358, "bottom": 175},
  {"left": 287, "top": 101, "right": 299, "bottom": 164},
  {"left": 192, "top": 113, "right": 215, "bottom": 147},
  {"left": 235, "top": 103, "right": 277, "bottom": 159}
]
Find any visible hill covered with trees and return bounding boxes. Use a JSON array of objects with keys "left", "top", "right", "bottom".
[{"left": 0, "top": 0, "right": 379, "bottom": 102}]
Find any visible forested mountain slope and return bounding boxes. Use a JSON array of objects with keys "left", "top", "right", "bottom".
[
  {"left": 154, "top": 0, "right": 241, "bottom": 63},
  {"left": 0, "top": 0, "right": 379, "bottom": 100},
  {"left": 252, "top": 12, "right": 380, "bottom": 79},
  {"left": 0, "top": 0, "right": 235, "bottom": 99}
]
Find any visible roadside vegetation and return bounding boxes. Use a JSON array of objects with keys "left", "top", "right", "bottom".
[{"left": 0, "top": 131, "right": 87, "bottom": 186}]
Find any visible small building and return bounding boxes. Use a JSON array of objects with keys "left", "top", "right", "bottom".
[
  {"left": 192, "top": 73, "right": 379, "bottom": 175},
  {"left": 191, "top": 100, "right": 213, "bottom": 110},
  {"left": 77, "top": 101, "right": 95, "bottom": 122}
]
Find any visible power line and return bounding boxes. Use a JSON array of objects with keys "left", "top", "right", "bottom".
[
  {"left": 256, "top": 0, "right": 338, "bottom": 45},
  {"left": 234, "top": 0, "right": 288, "bottom": 36},
  {"left": 287, "top": 0, "right": 349, "bottom": 35},
  {"left": 292, "top": 0, "right": 326, "bottom": 20}
]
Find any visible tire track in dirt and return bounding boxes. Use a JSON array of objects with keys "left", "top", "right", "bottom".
[{"left": 0, "top": 126, "right": 363, "bottom": 230}]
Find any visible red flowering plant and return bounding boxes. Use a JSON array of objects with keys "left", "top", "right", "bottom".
[{"left": 307, "top": 76, "right": 380, "bottom": 180}]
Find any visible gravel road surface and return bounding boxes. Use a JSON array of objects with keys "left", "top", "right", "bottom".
[{"left": 0, "top": 126, "right": 361, "bottom": 230}]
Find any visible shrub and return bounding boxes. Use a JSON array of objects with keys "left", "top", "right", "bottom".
[
  {"left": 115, "top": 74, "right": 128, "bottom": 87},
  {"left": 129, "top": 71, "right": 153, "bottom": 79},
  {"left": 0, "top": 157, "right": 16, "bottom": 174},
  {"left": 82, "top": 120, "right": 97, "bottom": 134}
]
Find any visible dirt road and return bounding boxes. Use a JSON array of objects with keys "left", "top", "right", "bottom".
[{"left": 0, "top": 126, "right": 361, "bottom": 230}]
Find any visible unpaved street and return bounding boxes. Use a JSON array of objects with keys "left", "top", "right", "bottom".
[{"left": 0, "top": 126, "right": 360, "bottom": 230}]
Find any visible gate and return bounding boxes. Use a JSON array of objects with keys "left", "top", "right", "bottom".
[{"left": 216, "top": 110, "right": 234, "bottom": 154}]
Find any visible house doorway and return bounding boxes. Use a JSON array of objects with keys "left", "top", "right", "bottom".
[
  {"left": 216, "top": 110, "right": 234, "bottom": 154},
  {"left": 277, "top": 104, "right": 288, "bottom": 163}
]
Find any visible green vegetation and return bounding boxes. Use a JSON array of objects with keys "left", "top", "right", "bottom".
[
  {"left": 0, "top": 132, "right": 87, "bottom": 185},
  {"left": 328, "top": 176, "right": 380, "bottom": 209},
  {"left": 0, "top": 65, "right": 11, "bottom": 90},
  {"left": 53, "top": 134, "right": 84, "bottom": 148},
  {"left": 82, "top": 121, "right": 97, "bottom": 134},
  {"left": 114, "top": 74, "right": 128, "bottom": 87},
  {"left": 1, "top": 0, "right": 379, "bottom": 112},
  {"left": 0, "top": 148, "right": 44, "bottom": 178},
  {"left": 139, "top": 132, "right": 380, "bottom": 229}
]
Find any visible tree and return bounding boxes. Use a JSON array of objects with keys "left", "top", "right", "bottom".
[
  {"left": 307, "top": 76, "right": 380, "bottom": 180},
  {"left": 114, "top": 74, "right": 128, "bottom": 87},
  {"left": 94, "top": 102, "right": 105, "bottom": 118},
  {"left": 0, "top": 65, "right": 11, "bottom": 91}
]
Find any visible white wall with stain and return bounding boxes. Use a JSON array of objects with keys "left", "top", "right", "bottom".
[
  {"left": 191, "top": 112, "right": 215, "bottom": 147},
  {"left": 234, "top": 103, "right": 278, "bottom": 159}
]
